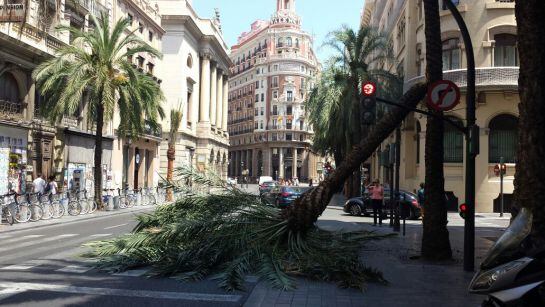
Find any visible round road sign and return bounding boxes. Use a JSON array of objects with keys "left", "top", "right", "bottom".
[
  {"left": 362, "top": 81, "right": 377, "bottom": 96},
  {"left": 426, "top": 80, "right": 460, "bottom": 111}
]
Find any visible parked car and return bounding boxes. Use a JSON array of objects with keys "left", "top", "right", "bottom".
[
  {"left": 258, "top": 176, "right": 274, "bottom": 185},
  {"left": 259, "top": 181, "right": 278, "bottom": 195},
  {"left": 343, "top": 189, "right": 422, "bottom": 220},
  {"left": 263, "top": 186, "right": 313, "bottom": 207},
  {"left": 227, "top": 177, "right": 238, "bottom": 185}
]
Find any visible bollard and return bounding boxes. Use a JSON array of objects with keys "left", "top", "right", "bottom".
[{"left": 113, "top": 195, "right": 120, "bottom": 209}]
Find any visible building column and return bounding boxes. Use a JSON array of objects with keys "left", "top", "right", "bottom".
[
  {"left": 279, "top": 148, "right": 284, "bottom": 179},
  {"left": 210, "top": 63, "right": 217, "bottom": 127},
  {"left": 216, "top": 72, "right": 223, "bottom": 131},
  {"left": 199, "top": 54, "right": 211, "bottom": 122},
  {"left": 222, "top": 78, "right": 229, "bottom": 133},
  {"left": 292, "top": 148, "right": 297, "bottom": 179},
  {"left": 264, "top": 148, "right": 272, "bottom": 176}
]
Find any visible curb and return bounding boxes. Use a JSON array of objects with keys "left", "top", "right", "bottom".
[{"left": 0, "top": 206, "right": 155, "bottom": 234}]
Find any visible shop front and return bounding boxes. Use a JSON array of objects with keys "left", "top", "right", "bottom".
[
  {"left": 0, "top": 125, "right": 29, "bottom": 194},
  {"left": 63, "top": 129, "right": 113, "bottom": 193}
]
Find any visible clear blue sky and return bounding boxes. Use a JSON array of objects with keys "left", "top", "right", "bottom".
[{"left": 192, "top": 0, "right": 363, "bottom": 63}]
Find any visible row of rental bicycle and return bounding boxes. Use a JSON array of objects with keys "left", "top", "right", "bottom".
[{"left": 0, "top": 187, "right": 167, "bottom": 226}]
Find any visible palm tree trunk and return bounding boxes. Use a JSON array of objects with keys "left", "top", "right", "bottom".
[
  {"left": 420, "top": 0, "right": 452, "bottom": 260},
  {"left": 166, "top": 144, "right": 175, "bottom": 201},
  {"left": 514, "top": 1, "right": 545, "bottom": 246},
  {"left": 94, "top": 103, "right": 104, "bottom": 209},
  {"left": 283, "top": 84, "right": 428, "bottom": 232}
]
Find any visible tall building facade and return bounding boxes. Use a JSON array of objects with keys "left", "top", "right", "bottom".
[
  {"left": 227, "top": 0, "right": 322, "bottom": 182},
  {"left": 362, "top": 0, "right": 518, "bottom": 212},
  {"left": 156, "top": 0, "right": 230, "bottom": 178}
]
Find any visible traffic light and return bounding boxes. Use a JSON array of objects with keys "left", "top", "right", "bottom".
[
  {"left": 459, "top": 203, "right": 468, "bottom": 219},
  {"left": 361, "top": 81, "right": 377, "bottom": 125}
]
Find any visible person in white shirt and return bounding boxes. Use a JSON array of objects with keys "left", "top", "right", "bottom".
[
  {"left": 48, "top": 175, "right": 58, "bottom": 195},
  {"left": 32, "top": 174, "right": 47, "bottom": 194}
]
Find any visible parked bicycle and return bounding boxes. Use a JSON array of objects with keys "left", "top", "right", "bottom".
[
  {"left": 65, "top": 190, "right": 82, "bottom": 216},
  {"left": 0, "top": 193, "right": 15, "bottom": 226},
  {"left": 26, "top": 192, "right": 44, "bottom": 222}
]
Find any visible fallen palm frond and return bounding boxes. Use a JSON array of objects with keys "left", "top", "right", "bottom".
[{"left": 84, "top": 166, "right": 392, "bottom": 291}]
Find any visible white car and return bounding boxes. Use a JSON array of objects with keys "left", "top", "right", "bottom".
[
  {"left": 258, "top": 176, "right": 274, "bottom": 185},
  {"left": 227, "top": 177, "right": 238, "bottom": 185}
]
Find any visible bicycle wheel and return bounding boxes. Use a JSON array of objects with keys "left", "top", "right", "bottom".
[
  {"left": 88, "top": 200, "right": 98, "bottom": 213},
  {"left": 127, "top": 196, "right": 135, "bottom": 208},
  {"left": 14, "top": 204, "right": 30, "bottom": 223},
  {"left": 41, "top": 204, "right": 53, "bottom": 220},
  {"left": 3, "top": 207, "right": 13, "bottom": 225},
  {"left": 118, "top": 196, "right": 127, "bottom": 209},
  {"left": 50, "top": 201, "right": 63, "bottom": 219},
  {"left": 79, "top": 200, "right": 90, "bottom": 215},
  {"left": 67, "top": 201, "right": 81, "bottom": 216},
  {"left": 29, "top": 204, "right": 44, "bottom": 222}
]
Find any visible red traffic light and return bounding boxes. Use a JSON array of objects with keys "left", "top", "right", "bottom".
[
  {"left": 459, "top": 203, "right": 467, "bottom": 219},
  {"left": 362, "top": 81, "right": 377, "bottom": 97}
]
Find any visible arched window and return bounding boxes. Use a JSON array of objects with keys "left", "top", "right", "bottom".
[
  {"left": 489, "top": 114, "right": 518, "bottom": 163},
  {"left": 295, "top": 38, "right": 299, "bottom": 48},
  {"left": 0, "top": 73, "right": 20, "bottom": 103},
  {"left": 444, "top": 116, "right": 464, "bottom": 163},
  {"left": 494, "top": 34, "right": 518, "bottom": 67},
  {"left": 287, "top": 37, "right": 292, "bottom": 47},
  {"left": 277, "top": 37, "right": 284, "bottom": 47},
  {"left": 442, "top": 38, "right": 460, "bottom": 70},
  {"left": 186, "top": 54, "right": 193, "bottom": 68}
]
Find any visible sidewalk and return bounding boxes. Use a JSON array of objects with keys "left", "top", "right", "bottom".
[{"left": 244, "top": 194, "right": 506, "bottom": 307}]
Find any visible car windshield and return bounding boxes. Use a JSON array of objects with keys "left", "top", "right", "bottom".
[
  {"left": 263, "top": 182, "right": 277, "bottom": 186},
  {"left": 283, "top": 187, "right": 310, "bottom": 194},
  {"left": 481, "top": 207, "right": 533, "bottom": 269}
]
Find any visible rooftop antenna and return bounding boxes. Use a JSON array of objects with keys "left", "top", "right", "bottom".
[{"left": 214, "top": 8, "right": 222, "bottom": 32}]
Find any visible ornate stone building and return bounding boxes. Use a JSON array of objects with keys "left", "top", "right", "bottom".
[
  {"left": 156, "top": 0, "right": 230, "bottom": 178},
  {"left": 362, "top": 0, "right": 518, "bottom": 212},
  {"left": 227, "top": 0, "right": 322, "bottom": 182}
]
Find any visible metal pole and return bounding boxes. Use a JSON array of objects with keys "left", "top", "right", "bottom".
[
  {"left": 443, "top": 0, "right": 477, "bottom": 272},
  {"left": 394, "top": 127, "right": 401, "bottom": 232},
  {"left": 500, "top": 157, "right": 504, "bottom": 217}
]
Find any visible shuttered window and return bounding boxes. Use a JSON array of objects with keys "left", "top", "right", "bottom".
[
  {"left": 444, "top": 117, "right": 464, "bottom": 163},
  {"left": 489, "top": 114, "right": 518, "bottom": 163}
]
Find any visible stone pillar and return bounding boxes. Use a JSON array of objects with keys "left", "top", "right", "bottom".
[
  {"left": 216, "top": 73, "right": 223, "bottom": 131},
  {"left": 264, "top": 148, "right": 272, "bottom": 176},
  {"left": 210, "top": 63, "right": 217, "bottom": 127},
  {"left": 199, "top": 55, "right": 211, "bottom": 122},
  {"left": 279, "top": 148, "right": 284, "bottom": 179},
  {"left": 222, "top": 78, "right": 229, "bottom": 132},
  {"left": 292, "top": 148, "right": 297, "bottom": 179}
]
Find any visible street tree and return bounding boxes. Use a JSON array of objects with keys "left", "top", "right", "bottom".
[
  {"left": 308, "top": 25, "right": 401, "bottom": 197},
  {"left": 514, "top": 1, "right": 545, "bottom": 246},
  {"left": 166, "top": 105, "right": 183, "bottom": 201},
  {"left": 420, "top": 0, "right": 452, "bottom": 261},
  {"left": 33, "top": 13, "right": 164, "bottom": 208}
]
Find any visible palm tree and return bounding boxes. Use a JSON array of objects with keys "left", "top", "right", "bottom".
[
  {"left": 420, "top": 0, "right": 452, "bottom": 261},
  {"left": 33, "top": 13, "right": 164, "bottom": 208},
  {"left": 514, "top": 1, "right": 545, "bottom": 246},
  {"left": 166, "top": 105, "right": 183, "bottom": 201},
  {"left": 309, "top": 25, "right": 401, "bottom": 197}
]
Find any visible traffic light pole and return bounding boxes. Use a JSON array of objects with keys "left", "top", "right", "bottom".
[{"left": 443, "top": 0, "right": 477, "bottom": 272}]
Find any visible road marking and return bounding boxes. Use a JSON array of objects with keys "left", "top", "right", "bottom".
[
  {"left": 90, "top": 233, "right": 113, "bottom": 237},
  {"left": 104, "top": 223, "right": 128, "bottom": 230},
  {"left": 0, "top": 282, "right": 242, "bottom": 302},
  {"left": 56, "top": 265, "right": 92, "bottom": 274},
  {"left": 0, "top": 287, "right": 26, "bottom": 301},
  {"left": 1, "top": 264, "right": 38, "bottom": 271},
  {"left": 0, "top": 234, "right": 45, "bottom": 245},
  {"left": 113, "top": 268, "right": 150, "bottom": 277},
  {"left": 0, "top": 234, "right": 78, "bottom": 252}
]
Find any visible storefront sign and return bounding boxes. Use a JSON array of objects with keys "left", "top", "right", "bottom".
[{"left": 0, "top": 3, "right": 25, "bottom": 22}]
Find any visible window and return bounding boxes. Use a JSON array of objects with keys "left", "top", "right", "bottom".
[
  {"left": 287, "top": 37, "right": 292, "bottom": 47},
  {"left": 300, "top": 120, "right": 304, "bottom": 130},
  {"left": 494, "top": 34, "right": 518, "bottom": 67},
  {"left": 260, "top": 122, "right": 264, "bottom": 129},
  {"left": 273, "top": 90, "right": 278, "bottom": 98},
  {"left": 489, "top": 114, "right": 518, "bottom": 163},
  {"left": 287, "top": 106, "right": 293, "bottom": 115},
  {"left": 444, "top": 117, "right": 464, "bottom": 163},
  {"left": 255, "top": 94, "right": 259, "bottom": 102},
  {"left": 0, "top": 73, "right": 20, "bottom": 105},
  {"left": 255, "top": 81, "right": 259, "bottom": 88},
  {"left": 286, "top": 134, "right": 292, "bottom": 141},
  {"left": 442, "top": 38, "right": 461, "bottom": 70},
  {"left": 139, "top": 22, "right": 144, "bottom": 34},
  {"left": 261, "top": 80, "right": 264, "bottom": 88},
  {"left": 127, "top": 14, "right": 133, "bottom": 25},
  {"left": 255, "top": 122, "right": 259, "bottom": 129},
  {"left": 187, "top": 54, "right": 193, "bottom": 68},
  {"left": 137, "top": 56, "right": 145, "bottom": 68},
  {"left": 261, "top": 93, "right": 264, "bottom": 102},
  {"left": 272, "top": 76, "right": 279, "bottom": 87},
  {"left": 277, "top": 37, "right": 284, "bottom": 47},
  {"left": 148, "top": 31, "right": 153, "bottom": 42},
  {"left": 260, "top": 107, "right": 264, "bottom": 116},
  {"left": 273, "top": 105, "right": 278, "bottom": 115},
  {"left": 300, "top": 77, "right": 306, "bottom": 90},
  {"left": 273, "top": 119, "right": 278, "bottom": 128},
  {"left": 287, "top": 91, "right": 293, "bottom": 102},
  {"left": 273, "top": 65, "right": 278, "bottom": 71},
  {"left": 255, "top": 108, "right": 258, "bottom": 116},
  {"left": 286, "top": 119, "right": 292, "bottom": 130},
  {"left": 147, "top": 63, "right": 154, "bottom": 74},
  {"left": 295, "top": 38, "right": 299, "bottom": 48}
]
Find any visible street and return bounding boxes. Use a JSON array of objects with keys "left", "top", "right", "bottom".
[{"left": 0, "top": 207, "right": 256, "bottom": 307}]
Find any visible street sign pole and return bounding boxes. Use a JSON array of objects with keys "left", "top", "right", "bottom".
[
  {"left": 500, "top": 157, "right": 504, "bottom": 218},
  {"left": 443, "top": 0, "right": 477, "bottom": 272}
]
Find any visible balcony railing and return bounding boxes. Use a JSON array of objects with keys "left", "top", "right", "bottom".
[
  {"left": 404, "top": 67, "right": 519, "bottom": 92},
  {"left": 0, "top": 100, "right": 23, "bottom": 120},
  {"left": 143, "top": 121, "right": 162, "bottom": 138},
  {"left": 61, "top": 116, "right": 79, "bottom": 127}
]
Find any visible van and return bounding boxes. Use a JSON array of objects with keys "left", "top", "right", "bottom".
[{"left": 258, "top": 176, "right": 274, "bottom": 185}]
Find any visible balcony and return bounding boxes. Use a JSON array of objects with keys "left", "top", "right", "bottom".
[
  {"left": 404, "top": 67, "right": 519, "bottom": 92},
  {"left": 143, "top": 121, "right": 162, "bottom": 138},
  {"left": 61, "top": 116, "right": 79, "bottom": 128},
  {"left": 0, "top": 100, "right": 24, "bottom": 121}
]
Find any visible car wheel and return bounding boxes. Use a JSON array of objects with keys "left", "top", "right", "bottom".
[{"left": 349, "top": 203, "right": 362, "bottom": 216}]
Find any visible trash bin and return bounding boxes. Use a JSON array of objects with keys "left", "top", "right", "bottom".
[{"left": 113, "top": 196, "right": 120, "bottom": 210}]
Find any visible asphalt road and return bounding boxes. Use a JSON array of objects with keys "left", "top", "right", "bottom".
[{"left": 0, "top": 208, "right": 256, "bottom": 307}]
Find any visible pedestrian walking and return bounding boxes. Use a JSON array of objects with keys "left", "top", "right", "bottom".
[
  {"left": 368, "top": 179, "right": 384, "bottom": 226},
  {"left": 33, "top": 173, "right": 47, "bottom": 194},
  {"left": 48, "top": 175, "right": 58, "bottom": 195}
]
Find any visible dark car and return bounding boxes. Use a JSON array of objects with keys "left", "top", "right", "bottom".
[
  {"left": 259, "top": 181, "right": 278, "bottom": 195},
  {"left": 263, "top": 186, "right": 313, "bottom": 207},
  {"left": 343, "top": 189, "right": 422, "bottom": 220}
]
